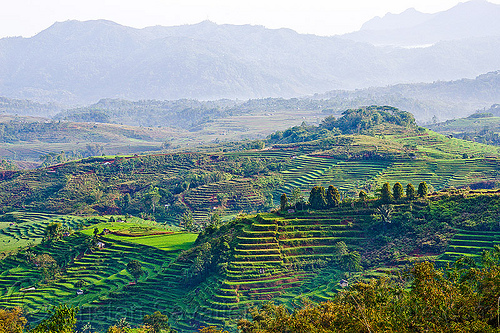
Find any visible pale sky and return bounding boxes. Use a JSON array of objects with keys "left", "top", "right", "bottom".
[{"left": 1, "top": 0, "right": 499, "bottom": 39}]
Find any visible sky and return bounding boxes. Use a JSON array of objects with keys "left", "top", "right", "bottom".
[{"left": 1, "top": 0, "right": 499, "bottom": 39}]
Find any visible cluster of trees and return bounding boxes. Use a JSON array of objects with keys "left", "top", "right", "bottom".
[
  {"left": 280, "top": 181, "right": 428, "bottom": 212},
  {"left": 453, "top": 128, "right": 500, "bottom": 147},
  {"left": 238, "top": 247, "right": 500, "bottom": 332},
  {"left": 378, "top": 181, "right": 428, "bottom": 203},
  {"left": 280, "top": 185, "right": 341, "bottom": 212},
  {"left": 57, "top": 98, "right": 241, "bottom": 130},
  {"left": 267, "top": 106, "right": 417, "bottom": 146},
  {"left": 321, "top": 106, "right": 417, "bottom": 134}
]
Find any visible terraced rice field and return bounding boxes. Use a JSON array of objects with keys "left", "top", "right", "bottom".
[
  {"left": 183, "top": 179, "right": 266, "bottom": 222},
  {"left": 437, "top": 229, "right": 500, "bottom": 265},
  {"left": 183, "top": 210, "right": 370, "bottom": 330},
  {"left": 275, "top": 153, "right": 500, "bottom": 199},
  {"left": 0, "top": 217, "right": 197, "bottom": 328},
  {"left": 392, "top": 131, "right": 500, "bottom": 159},
  {"left": 0, "top": 212, "right": 92, "bottom": 256},
  {"left": 71, "top": 209, "right": 373, "bottom": 331}
]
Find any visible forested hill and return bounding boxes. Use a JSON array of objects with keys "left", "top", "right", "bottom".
[{"left": 2, "top": 19, "right": 500, "bottom": 104}]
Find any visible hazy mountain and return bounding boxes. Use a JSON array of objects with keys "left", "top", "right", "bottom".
[
  {"left": 315, "top": 70, "right": 500, "bottom": 122},
  {"left": 0, "top": 97, "right": 62, "bottom": 117},
  {"left": 1, "top": 18, "right": 500, "bottom": 104},
  {"left": 343, "top": 0, "right": 500, "bottom": 46},
  {"left": 360, "top": 8, "right": 435, "bottom": 32}
]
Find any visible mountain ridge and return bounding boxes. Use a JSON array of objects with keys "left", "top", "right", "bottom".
[
  {"left": 343, "top": 0, "right": 500, "bottom": 46},
  {"left": 2, "top": 7, "right": 500, "bottom": 105}
]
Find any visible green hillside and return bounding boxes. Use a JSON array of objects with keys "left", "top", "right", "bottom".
[
  {"left": 36, "top": 189, "right": 498, "bottom": 331},
  {"left": 1, "top": 106, "right": 500, "bottom": 331},
  {"left": 0, "top": 107, "right": 500, "bottom": 226}
]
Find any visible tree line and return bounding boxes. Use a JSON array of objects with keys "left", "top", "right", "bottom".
[{"left": 280, "top": 181, "right": 429, "bottom": 212}]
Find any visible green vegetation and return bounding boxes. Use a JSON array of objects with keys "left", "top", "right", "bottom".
[
  {"left": 1, "top": 106, "right": 500, "bottom": 331},
  {"left": 238, "top": 252, "right": 500, "bottom": 332}
]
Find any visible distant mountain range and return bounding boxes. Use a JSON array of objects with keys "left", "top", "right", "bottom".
[
  {"left": 0, "top": 1, "right": 499, "bottom": 105},
  {"left": 342, "top": 0, "right": 500, "bottom": 46},
  {"left": 3, "top": 69, "right": 498, "bottom": 126}
]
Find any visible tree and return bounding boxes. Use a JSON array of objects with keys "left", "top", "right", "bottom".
[
  {"left": 29, "top": 304, "right": 78, "bottom": 333},
  {"left": 406, "top": 183, "right": 416, "bottom": 200},
  {"left": 418, "top": 181, "right": 428, "bottom": 197},
  {"left": 392, "top": 182, "right": 404, "bottom": 201},
  {"left": 289, "top": 188, "right": 303, "bottom": 208},
  {"left": 208, "top": 212, "right": 221, "bottom": 229},
  {"left": 280, "top": 193, "right": 288, "bottom": 212},
  {"left": 181, "top": 212, "right": 195, "bottom": 232},
  {"left": 127, "top": 260, "right": 144, "bottom": 283},
  {"left": 0, "top": 307, "right": 26, "bottom": 333},
  {"left": 376, "top": 204, "right": 393, "bottom": 224},
  {"left": 106, "top": 318, "right": 131, "bottom": 333},
  {"left": 342, "top": 251, "right": 362, "bottom": 273},
  {"left": 34, "top": 254, "right": 59, "bottom": 282},
  {"left": 379, "top": 183, "right": 392, "bottom": 203},
  {"left": 145, "top": 186, "right": 161, "bottom": 214},
  {"left": 143, "top": 311, "right": 172, "bottom": 333},
  {"left": 44, "top": 222, "right": 63, "bottom": 241},
  {"left": 309, "top": 186, "right": 327, "bottom": 210},
  {"left": 334, "top": 241, "right": 362, "bottom": 274},
  {"left": 358, "top": 190, "right": 367, "bottom": 202},
  {"left": 326, "top": 185, "right": 340, "bottom": 208}
]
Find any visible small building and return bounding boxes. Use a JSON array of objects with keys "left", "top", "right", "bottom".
[
  {"left": 339, "top": 279, "right": 349, "bottom": 288},
  {"left": 97, "top": 242, "right": 105, "bottom": 249},
  {"left": 76, "top": 289, "right": 84, "bottom": 295}
]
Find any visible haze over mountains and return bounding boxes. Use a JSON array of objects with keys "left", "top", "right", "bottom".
[
  {"left": 0, "top": 0, "right": 499, "bottom": 106},
  {"left": 342, "top": 0, "right": 500, "bottom": 46}
]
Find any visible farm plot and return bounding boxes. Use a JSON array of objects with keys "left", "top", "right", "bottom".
[
  {"left": 0, "top": 212, "right": 93, "bottom": 256},
  {"left": 277, "top": 155, "right": 340, "bottom": 194},
  {"left": 436, "top": 229, "right": 500, "bottom": 265},
  {"left": 0, "top": 217, "right": 197, "bottom": 328},
  {"left": 183, "top": 179, "right": 266, "bottom": 222},
  {"left": 184, "top": 210, "right": 371, "bottom": 329}
]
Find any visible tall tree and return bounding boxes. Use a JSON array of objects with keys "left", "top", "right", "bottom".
[
  {"left": 280, "top": 193, "right": 288, "bottom": 212},
  {"left": 289, "top": 188, "right": 304, "bottom": 208},
  {"left": 418, "top": 181, "right": 428, "bottom": 198},
  {"left": 309, "top": 186, "right": 327, "bottom": 210},
  {"left": 326, "top": 185, "right": 341, "bottom": 208},
  {"left": 380, "top": 183, "right": 392, "bottom": 203},
  {"left": 406, "top": 183, "right": 416, "bottom": 200},
  {"left": 145, "top": 186, "right": 161, "bottom": 214},
  {"left": 392, "top": 182, "right": 404, "bottom": 201},
  {"left": 181, "top": 212, "right": 195, "bottom": 231}
]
